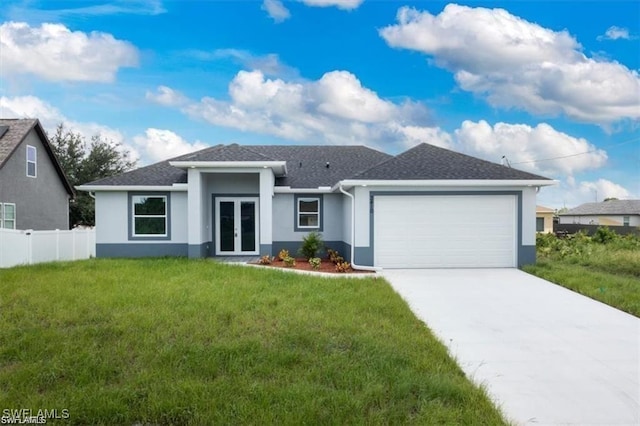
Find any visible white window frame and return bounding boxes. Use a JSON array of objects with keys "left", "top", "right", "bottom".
[
  {"left": 132, "top": 195, "right": 168, "bottom": 237},
  {"left": 1, "top": 203, "right": 16, "bottom": 229},
  {"left": 623, "top": 216, "right": 630, "bottom": 226},
  {"left": 26, "top": 145, "right": 37, "bottom": 178},
  {"left": 297, "top": 197, "right": 320, "bottom": 229}
]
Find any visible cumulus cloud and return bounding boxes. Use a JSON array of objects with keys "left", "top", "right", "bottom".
[
  {"left": 597, "top": 26, "right": 635, "bottom": 41},
  {"left": 262, "top": 0, "right": 291, "bottom": 22},
  {"left": 454, "top": 120, "right": 607, "bottom": 177},
  {"left": 538, "top": 178, "right": 635, "bottom": 209},
  {"left": 300, "top": 0, "right": 364, "bottom": 9},
  {"left": 197, "top": 49, "right": 298, "bottom": 77},
  {"left": 0, "top": 21, "right": 138, "bottom": 83},
  {"left": 0, "top": 95, "right": 140, "bottom": 162},
  {"left": 146, "top": 86, "right": 189, "bottom": 107},
  {"left": 133, "top": 129, "right": 208, "bottom": 163},
  {"left": 150, "top": 69, "right": 448, "bottom": 150},
  {"left": 380, "top": 4, "right": 640, "bottom": 125}
]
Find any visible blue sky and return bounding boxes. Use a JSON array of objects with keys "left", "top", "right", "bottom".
[{"left": 1, "top": 0, "right": 638, "bottom": 209}]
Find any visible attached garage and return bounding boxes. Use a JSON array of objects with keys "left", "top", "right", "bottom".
[{"left": 373, "top": 194, "right": 517, "bottom": 268}]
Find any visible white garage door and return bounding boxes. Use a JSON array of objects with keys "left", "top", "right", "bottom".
[{"left": 374, "top": 195, "right": 516, "bottom": 268}]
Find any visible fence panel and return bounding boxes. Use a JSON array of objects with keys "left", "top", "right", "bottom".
[{"left": 0, "top": 228, "right": 96, "bottom": 269}]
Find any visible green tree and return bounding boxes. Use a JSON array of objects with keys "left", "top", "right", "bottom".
[{"left": 49, "top": 123, "right": 136, "bottom": 227}]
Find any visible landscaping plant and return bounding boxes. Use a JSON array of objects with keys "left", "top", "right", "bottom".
[
  {"left": 299, "top": 231, "right": 324, "bottom": 259},
  {"left": 283, "top": 256, "right": 296, "bottom": 267},
  {"left": 278, "top": 249, "right": 290, "bottom": 261},
  {"left": 308, "top": 257, "right": 321, "bottom": 270}
]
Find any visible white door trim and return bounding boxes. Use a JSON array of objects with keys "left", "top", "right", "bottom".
[{"left": 215, "top": 197, "right": 260, "bottom": 255}]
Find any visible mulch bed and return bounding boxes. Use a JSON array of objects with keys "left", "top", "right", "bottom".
[{"left": 251, "top": 258, "right": 374, "bottom": 274}]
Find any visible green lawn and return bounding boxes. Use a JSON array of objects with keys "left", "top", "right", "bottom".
[
  {"left": 524, "top": 231, "right": 640, "bottom": 318},
  {"left": 0, "top": 258, "right": 506, "bottom": 425}
]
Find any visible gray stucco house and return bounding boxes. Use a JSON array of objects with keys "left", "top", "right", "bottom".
[
  {"left": 559, "top": 200, "right": 640, "bottom": 227},
  {"left": 0, "top": 119, "right": 74, "bottom": 230},
  {"left": 79, "top": 143, "right": 554, "bottom": 268}
]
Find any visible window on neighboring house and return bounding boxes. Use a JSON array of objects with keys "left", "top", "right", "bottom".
[
  {"left": 536, "top": 217, "right": 544, "bottom": 232},
  {"left": 26, "top": 145, "right": 37, "bottom": 178},
  {"left": 0, "top": 203, "right": 16, "bottom": 229},
  {"left": 297, "top": 197, "right": 320, "bottom": 229},
  {"left": 623, "top": 216, "right": 630, "bottom": 226},
  {"left": 132, "top": 195, "right": 167, "bottom": 236}
]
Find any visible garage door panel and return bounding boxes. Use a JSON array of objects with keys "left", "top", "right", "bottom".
[{"left": 374, "top": 195, "right": 516, "bottom": 268}]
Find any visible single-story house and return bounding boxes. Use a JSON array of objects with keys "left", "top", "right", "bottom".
[
  {"left": 559, "top": 200, "right": 640, "bottom": 227},
  {"left": 78, "top": 143, "right": 554, "bottom": 268},
  {"left": 0, "top": 119, "right": 74, "bottom": 230},
  {"left": 536, "top": 205, "right": 555, "bottom": 233}
]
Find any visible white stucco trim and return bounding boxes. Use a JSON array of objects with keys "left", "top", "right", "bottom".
[
  {"left": 77, "top": 184, "right": 187, "bottom": 192},
  {"left": 336, "top": 179, "right": 557, "bottom": 190},
  {"left": 273, "top": 186, "right": 333, "bottom": 194},
  {"left": 169, "top": 161, "right": 287, "bottom": 176}
]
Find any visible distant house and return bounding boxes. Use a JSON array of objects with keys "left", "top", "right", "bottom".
[
  {"left": 0, "top": 119, "right": 74, "bottom": 230},
  {"left": 79, "top": 142, "right": 555, "bottom": 268},
  {"left": 536, "top": 205, "right": 554, "bottom": 233},
  {"left": 559, "top": 200, "right": 640, "bottom": 227}
]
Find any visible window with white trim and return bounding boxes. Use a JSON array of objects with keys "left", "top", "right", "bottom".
[
  {"left": 132, "top": 195, "right": 167, "bottom": 236},
  {"left": 623, "top": 216, "right": 630, "bottom": 226},
  {"left": 297, "top": 197, "right": 320, "bottom": 229},
  {"left": 0, "top": 203, "right": 16, "bottom": 229},
  {"left": 26, "top": 145, "right": 37, "bottom": 178}
]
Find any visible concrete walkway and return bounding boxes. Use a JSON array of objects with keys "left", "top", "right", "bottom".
[{"left": 383, "top": 268, "right": 640, "bottom": 425}]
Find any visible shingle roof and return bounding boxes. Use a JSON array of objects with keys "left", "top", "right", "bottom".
[
  {"left": 87, "top": 144, "right": 392, "bottom": 188},
  {"left": 85, "top": 142, "right": 551, "bottom": 189},
  {"left": 352, "top": 143, "right": 550, "bottom": 181},
  {"left": 0, "top": 118, "right": 74, "bottom": 196},
  {"left": 0, "top": 118, "right": 39, "bottom": 168},
  {"left": 560, "top": 200, "right": 640, "bottom": 216}
]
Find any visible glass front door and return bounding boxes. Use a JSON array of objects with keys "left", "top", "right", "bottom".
[{"left": 215, "top": 198, "right": 259, "bottom": 255}]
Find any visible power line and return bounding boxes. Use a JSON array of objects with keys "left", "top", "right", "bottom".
[{"left": 509, "top": 136, "right": 640, "bottom": 166}]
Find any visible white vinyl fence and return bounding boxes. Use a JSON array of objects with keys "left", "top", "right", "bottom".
[{"left": 0, "top": 228, "right": 96, "bottom": 268}]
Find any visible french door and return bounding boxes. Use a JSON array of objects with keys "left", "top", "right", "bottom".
[{"left": 215, "top": 198, "right": 259, "bottom": 255}]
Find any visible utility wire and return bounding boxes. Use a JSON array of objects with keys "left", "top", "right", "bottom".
[{"left": 509, "top": 136, "right": 640, "bottom": 166}]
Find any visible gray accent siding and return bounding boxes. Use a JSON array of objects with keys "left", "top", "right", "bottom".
[
  {"left": 354, "top": 246, "right": 373, "bottom": 266},
  {"left": 188, "top": 243, "right": 210, "bottom": 258},
  {"left": 128, "top": 192, "right": 172, "bottom": 241},
  {"left": 97, "top": 243, "right": 188, "bottom": 258},
  {"left": 259, "top": 244, "right": 272, "bottom": 256},
  {"left": 519, "top": 245, "right": 536, "bottom": 266},
  {"left": 0, "top": 129, "right": 69, "bottom": 230}
]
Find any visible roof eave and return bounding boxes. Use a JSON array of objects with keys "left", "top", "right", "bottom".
[
  {"left": 77, "top": 184, "right": 188, "bottom": 192},
  {"left": 335, "top": 179, "right": 558, "bottom": 190},
  {"left": 168, "top": 160, "right": 287, "bottom": 176}
]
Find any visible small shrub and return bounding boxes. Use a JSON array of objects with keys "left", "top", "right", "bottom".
[
  {"left": 278, "top": 249, "right": 290, "bottom": 261},
  {"left": 308, "top": 257, "right": 321, "bottom": 270},
  {"left": 299, "top": 231, "right": 324, "bottom": 259},
  {"left": 283, "top": 256, "right": 296, "bottom": 267},
  {"left": 593, "top": 226, "right": 618, "bottom": 244},
  {"left": 327, "top": 249, "right": 344, "bottom": 265},
  {"left": 335, "top": 262, "right": 351, "bottom": 273},
  {"left": 258, "top": 255, "right": 273, "bottom": 265}
]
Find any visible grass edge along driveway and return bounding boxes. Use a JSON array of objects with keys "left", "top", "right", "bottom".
[{"left": 0, "top": 258, "right": 507, "bottom": 425}]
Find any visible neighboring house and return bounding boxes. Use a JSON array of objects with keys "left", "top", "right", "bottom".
[
  {"left": 78, "top": 143, "right": 554, "bottom": 268},
  {"left": 0, "top": 119, "right": 74, "bottom": 230},
  {"left": 536, "top": 205, "right": 555, "bottom": 233},
  {"left": 559, "top": 200, "right": 640, "bottom": 227}
]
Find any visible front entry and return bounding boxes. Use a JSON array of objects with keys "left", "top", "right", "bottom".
[{"left": 215, "top": 197, "right": 259, "bottom": 255}]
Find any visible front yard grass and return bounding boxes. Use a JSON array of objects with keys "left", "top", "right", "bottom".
[
  {"left": 524, "top": 229, "right": 640, "bottom": 318},
  {"left": 0, "top": 258, "right": 506, "bottom": 425}
]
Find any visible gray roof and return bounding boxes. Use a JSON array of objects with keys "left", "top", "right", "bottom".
[
  {"left": 0, "top": 118, "right": 74, "bottom": 196},
  {"left": 86, "top": 142, "right": 551, "bottom": 189},
  {"left": 352, "top": 143, "right": 550, "bottom": 181},
  {"left": 560, "top": 200, "right": 640, "bottom": 216},
  {"left": 88, "top": 144, "right": 392, "bottom": 188}
]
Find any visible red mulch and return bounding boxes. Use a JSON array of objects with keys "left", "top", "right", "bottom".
[{"left": 251, "top": 258, "right": 374, "bottom": 274}]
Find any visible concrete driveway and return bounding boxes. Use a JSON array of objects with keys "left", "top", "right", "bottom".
[{"left": 383, "top": 268, "right": 640, "bottom": 425}]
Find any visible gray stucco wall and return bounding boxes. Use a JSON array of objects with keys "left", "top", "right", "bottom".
[{"left": 0, "top": 129, "right": 69, "bottom": 230}]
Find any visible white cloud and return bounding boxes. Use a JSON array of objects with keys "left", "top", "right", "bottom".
[
  {"left": 146, "top": 86, "right": 189, "bottom": 107},
  {"left": 7, "top": 0, "right": 165, "bottom": 21},
  {"left": 199, "top": 49, "right": 298, "bottom": 77},
  {"left": 597, "top": 26, "right": 635, "bottom": 41},
  {"left": 538, "top": 178, "right": 635, "bottom": 209},
  {"left": 0, "top": 95, "right": 139, "bottom": 162},
  {"left": 133, "top": 129, "right": 207, "bottom": 163},
  {"left": 300, "top": 0, "right": 364, "bottom": 10},
  {"left": 380, "top": 4, "right": 640, "bottom": 125},
  {"left": 454, "top": 120, "right": 607, "bottom": 177},
  {"left": 151, "top": 69, "right": 445, "bottom": 151},
  {"left": 262, "top": 0, "right": 291, "bottom": 23},
  {"left": 0, "top": 21, "right": 138, "bottom": 83}
]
